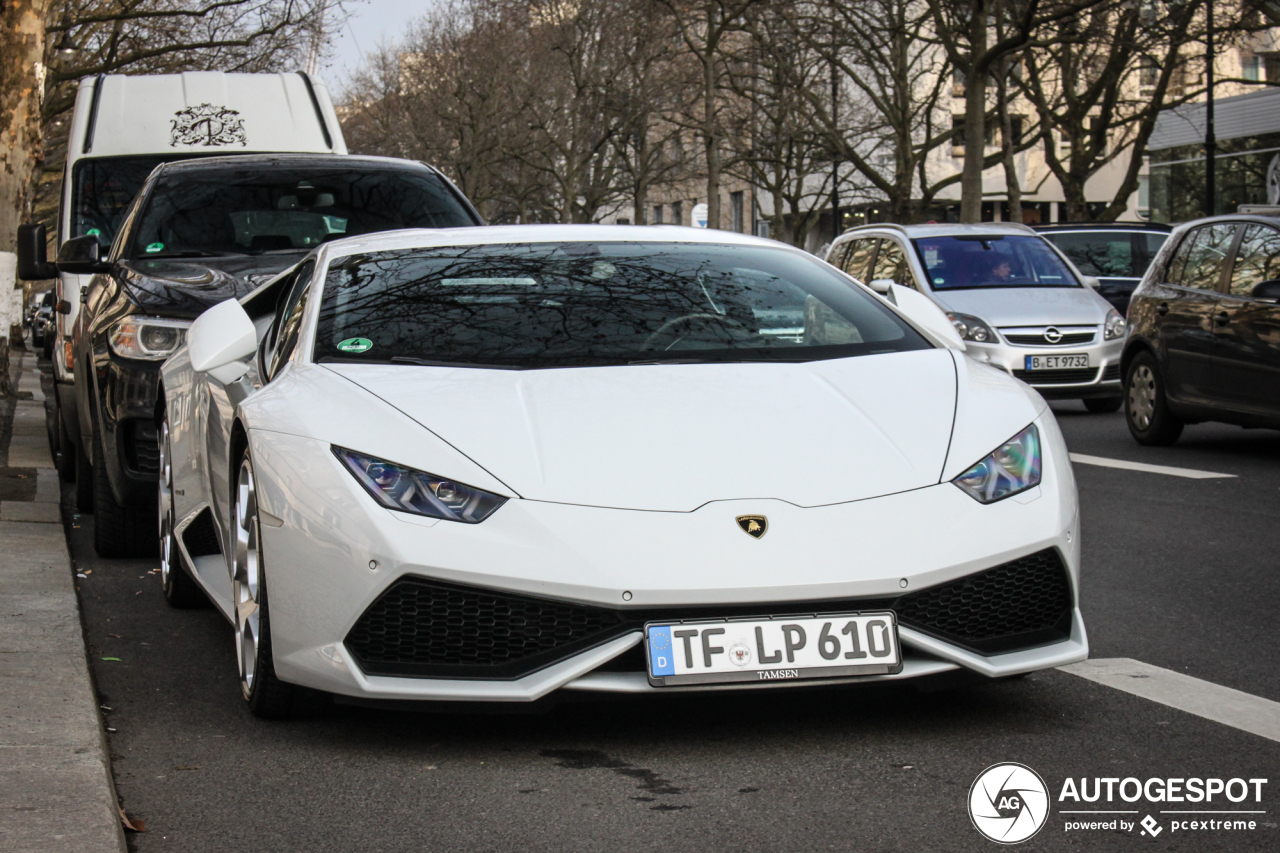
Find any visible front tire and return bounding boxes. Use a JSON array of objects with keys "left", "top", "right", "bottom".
[
  {"left": 92, "top": 424, "right": 157, "bottom": 558},
  {"left": 159, "top": 417, "right": 206, "bottom": 608},
  {"left": 1125, "top": 351, "right": 1184, "bottom": 446},
  {"left": 234, "top": 452, "right": 300, "bottom": 718}
]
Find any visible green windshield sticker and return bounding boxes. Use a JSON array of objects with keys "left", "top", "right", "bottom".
[
  {"left": 86, "top": 228, "right": 102, "bottom": 238},
  {"left": 337, "top": 337, "right": 373, "bottom": 353},
  {"left": 934, "top": 277, "right": 944, "bottom": 284},
  {"left": 145, "top": 242, "right": 165, "bottom": 253}
]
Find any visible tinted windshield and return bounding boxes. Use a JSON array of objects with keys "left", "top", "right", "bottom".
[
  {"left": 71, "top": 155, "right": 174, "bottom": 245},
  {"left": 1040, "top": 230, "right": 1169, "bottom": 278},
  {"left": 912, "top": 235, "right": 1079, "bottom": 290},
  {"left": 314, "top": 242, "right": 930, "bottom": 369},
  {"left": 130, "top": 166, "right": 476, "bottom": 260}
]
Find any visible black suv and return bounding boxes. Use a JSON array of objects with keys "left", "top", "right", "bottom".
[
  {"left": 64, "top": 153, "right": 482, "bottom": 556},
  {"left": 1122, "top": 214, "right": 1280, "bottom": 445}
]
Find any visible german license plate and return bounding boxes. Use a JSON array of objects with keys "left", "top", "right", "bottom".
[
  {"left": 1025, "top": 354, "right": 1089, "bottom": 370},
  {"left": 645, "top": 612, "right": 901, "bottom": 687}
]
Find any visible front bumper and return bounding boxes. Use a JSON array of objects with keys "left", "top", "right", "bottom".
[
  {"left": 246, "top": 411, "right": 1087, "bottom": 702},
  {"left": 963, "top": 330, "right": 1124, "bottom": 400}
]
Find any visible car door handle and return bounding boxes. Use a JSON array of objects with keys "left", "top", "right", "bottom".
[
  {"left": 1156, "top": 302, "right": 1169, "bottom": 316},
  {"left": 1214, "top": 311, "right": 1230, "bottom": 326}
]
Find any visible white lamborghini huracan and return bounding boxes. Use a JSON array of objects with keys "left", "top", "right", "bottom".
[{"left": 157, "top": 225, "right": 1087, "bottom": 717}]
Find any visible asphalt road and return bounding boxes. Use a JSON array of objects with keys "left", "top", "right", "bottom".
[{"left": 57, "top": 382, "right": 1280, "bottom": 852}]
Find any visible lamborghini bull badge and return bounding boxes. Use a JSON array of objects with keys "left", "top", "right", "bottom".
[{"left": 736, "top": 515, "right": 768, "bottom": 539}]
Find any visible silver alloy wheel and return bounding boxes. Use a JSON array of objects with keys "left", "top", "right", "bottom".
[
  {"left": 158, "top": 420, "right": 175, "bottom": 588},
  {"left": 233, "top": 457, "right": 263, "bottom": 700},
  {"left": 1128, "top": 364, "right": 1157, "bottom": 430}
]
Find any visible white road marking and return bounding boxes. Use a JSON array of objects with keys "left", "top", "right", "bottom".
[
  {"left": 1068, "top": 453, "right": 1237, "bottom": 479},
  {"left": 1060, "top": 658, "right": 1280, "bottom": 743}
]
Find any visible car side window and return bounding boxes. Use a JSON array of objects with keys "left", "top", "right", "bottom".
[
  {"left": 1174, "top": 224, "right": 1237, "bottom": 291},
  {"left": 267, "top": 262, "right": 315, "bottom": 380},
  {"left": 1227, "top": 225, "right": 1280, "bottom": 297},
  {"left": 827, "top": 241, "right": 850, "bottom": 271},
  {"left": 869, "top": 239, "right": 919, "bottom": 290},
  {"left": 840, "top": 239, "right": 879, "bottom": 281}
]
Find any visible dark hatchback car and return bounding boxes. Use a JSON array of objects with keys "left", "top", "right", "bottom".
[
  {"left": 64, "top": 153, "right": 482, "bottom": 557},
  {"left": 1122, "top": 214, "right": 1280, "bottom": 445},
  {"left": 1035, "top": 223, "right": 1172, "bottom": 315}
]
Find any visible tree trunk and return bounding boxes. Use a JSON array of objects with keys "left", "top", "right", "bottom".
[
  {"left": 959, "top": 1, "right": 990, "bottom": 223},
  {"left": 1, "top": 0, "right": 48, "bottom": 397},
  {"left": 703, "top": 49, "right": 721, "bottom": 230},
  {"left": 996, "top": 57, "right": 1022, "bottom": 225}
]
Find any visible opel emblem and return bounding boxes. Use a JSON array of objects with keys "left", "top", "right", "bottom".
[
  {"left": 1043, "top": 326, "right": 1063, "bottom": 344},
  {"left": 736, "top": 515, "right": 768, "bottom": 539}
]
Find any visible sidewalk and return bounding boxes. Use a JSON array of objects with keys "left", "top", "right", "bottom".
[{"left": 0, "top": 347, "right": 126, "bottom": 853}]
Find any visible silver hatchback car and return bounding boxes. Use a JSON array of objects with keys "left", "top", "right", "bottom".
[{"left": 826, "top": 223, "right": 1127, "bottom": 411}]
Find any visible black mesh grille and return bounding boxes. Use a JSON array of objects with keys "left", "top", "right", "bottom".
[
  {"left": 1013, "top": 367, "right": 1099, "bottom": 385},
  {"left": 895, "top": 548, "right": 1072, "bottom": 653},
  {"left": 1102, "top": 363, "right": 1122, "bottom": 381},
  {"left": 1004, "top": 332, "right": 1095, "bottom": 346},
  {"left": 345, "top": 579, "right": 626, "bottom": 678},
  {"left": 349, "top": 551, "right": 1073, "bottom": 678}
]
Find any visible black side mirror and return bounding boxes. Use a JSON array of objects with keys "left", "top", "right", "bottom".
[
  {"left": 57, "top": 300, "right": 71, "bottom": 315},
  {"left": 16, "top": 223, "right": 57, "bottom": 280},
  {"left": 1251, "top": 280, "right": 1280, "bottom": 301},
  {"left": 56, "top": 235, "right": 110, "bottom": 275}
]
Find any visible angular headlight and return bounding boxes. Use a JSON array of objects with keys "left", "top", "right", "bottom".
[
  {"left": 953, "top": 424, "right": 1042, "bottom": 504},
  {"left": 1104, "top": 308, "right": 1126, "bottom": 340},
  {"left": 108, "top": 317, "right": 190, "bottom": 360},
  {"left": 946, "top": 312, "right": 997, "bottom": 343},
  {"left": 333, "top": 447, "right": 507, "bottom": 523}
]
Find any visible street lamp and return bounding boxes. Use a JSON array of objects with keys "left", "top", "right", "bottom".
[
  {"left": 54, "top": 31, "right": 76, "bottom": 59},
  {"left": 1205, "top": 0, "right": 1216, "bottom": 217}
]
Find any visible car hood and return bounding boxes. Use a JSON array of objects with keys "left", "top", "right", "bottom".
[
  {"left": 323, "top": 349, "right": 959, "bottom": 512},
  {"left": 119, "top": 253, "right": 307, "bottom": 319},
  {"left": 929, "top": 286, "right": 1110, "bottom": 327}
]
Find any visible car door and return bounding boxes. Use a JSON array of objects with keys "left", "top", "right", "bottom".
[
  {"left": 868, "top": 238, "right": 923, "bottom": 291},
  {"left": 1151, "top": 223, "right": 1236, "bottom": 405},
  {"left": 1216, "top": 223, "right": 1280, "bottom": 417},
  {"left": 836, "top": 238, "right": 879, "bottom": 282}
]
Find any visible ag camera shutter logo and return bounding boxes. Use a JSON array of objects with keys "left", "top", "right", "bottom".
[{"left": 969, "top": 763, "right": 1050, "bottom": 844}]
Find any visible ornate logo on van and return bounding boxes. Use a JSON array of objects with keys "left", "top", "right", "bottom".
[{"left": 169, "top": 104, "right": 247, "bottom": 147}]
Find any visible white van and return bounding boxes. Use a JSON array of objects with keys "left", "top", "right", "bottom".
[{"left": 16, "top": 71, "right": 346, "bottom": 478}]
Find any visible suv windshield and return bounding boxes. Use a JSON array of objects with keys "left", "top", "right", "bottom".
[
  {"left": 314, "top": 242, "right": 930, "bottom": 369},
  {"left": 71, "top": 155, "right": 177, "bottom": 246},
  {"left": 913, "top": 235, "right": 1079, "bottom": 290},
  {"left": 130, "top": 165, "right": 476, "bottom": 259},
  {"left": 1040, "top": 230, "right": 1169, "bottom": 278}
]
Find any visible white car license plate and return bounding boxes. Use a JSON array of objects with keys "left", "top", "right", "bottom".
[
  {"left": 645, "top": 612, "right": 901, "bottom": 686},
  {"left": 1025, "top": 354, "right": 1089, "bottom": 370}
]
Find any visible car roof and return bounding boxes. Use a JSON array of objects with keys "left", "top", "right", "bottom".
[
  {"left": 1034, "top": 223, "right": 1173, "bottom": 233},
  {"left": 315, "top": 224, "right": 784, "bottom": 262},
  {"left": 837, "top": 222, "right": 1039, "bottom": 240},
  {"left": 1167, "top": 213, "right": 1280, "bottom": 232},
  {"left": 153, "top": 153, "right": 433, "bottom": 176}
]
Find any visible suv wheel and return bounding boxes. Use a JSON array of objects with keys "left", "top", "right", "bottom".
[{"left": 1125, "top": 351, "right": 1184, "bottom": 445}]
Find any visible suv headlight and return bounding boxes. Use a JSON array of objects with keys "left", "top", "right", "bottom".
[
  {"left": 946, "top": 312, "right": 997, "bottom": 343},
  {"left": 108, "top": 317, "right": 190, "bottom": 360},
  {"left": 953, "top": 424, "right": 1041, "bottom": 503},
  {"left": 1104, "top": 308, "right": 1126, "bottom": 340},
  {"left": 334, "top": 447, "right": 508, "bottom": 523}
]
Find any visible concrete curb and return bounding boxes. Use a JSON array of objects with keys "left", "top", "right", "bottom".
[{"left": 0, "top": 351, "right": 127, "bottom": 853}]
